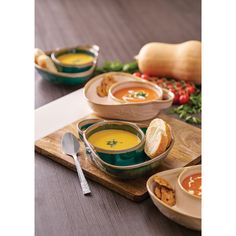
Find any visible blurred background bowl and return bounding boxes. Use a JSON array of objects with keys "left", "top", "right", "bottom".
[
  {"left": 51, "top": 44, "right": 99, "bottom": 73},
  {"left": 35, "top": 62, "right": 96, "bottom": 85}
]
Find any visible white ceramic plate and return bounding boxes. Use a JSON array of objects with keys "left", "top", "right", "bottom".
[
  {"left": 146, "top": 165, "right": 201, "bottom": 231},
  {"left": 83, "top": 72, "right": 174, "bottom": 121}
]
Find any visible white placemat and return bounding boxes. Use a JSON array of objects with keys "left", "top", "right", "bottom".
[{"left": 35, "top": 88, "right": 92, "bottom": 141}]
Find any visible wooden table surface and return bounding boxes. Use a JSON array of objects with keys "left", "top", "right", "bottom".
[{"left": 35, "top": 0, "right": 201, "bottom": 235}]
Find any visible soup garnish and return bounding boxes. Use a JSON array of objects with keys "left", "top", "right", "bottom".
[
  {"left": 57, "top": 53, "right": 94, "bottom": 65},
  {"left": 113, "top": 87, "right": 159, "bottom": 103},
  {"left": 181, "top": 173, "right": 201, "bottom": 197},
  {"left": 88, "top": 129, "right": 140, "bottom": 151}
]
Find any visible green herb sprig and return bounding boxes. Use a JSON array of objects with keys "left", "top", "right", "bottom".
[
  {"left": 106, "top": 139, "right": 118, "bottom": 148},
  {"left": 170, "top": 93, "right": 201, "bottom": 124},
  {"left": 95, "top": 61, "right": 138, "bottom": 75}
]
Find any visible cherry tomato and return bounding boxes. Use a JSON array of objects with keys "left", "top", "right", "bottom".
[
  {"left": 169, "top": 88, "right": 176, "bottom": 94},
  {"left": 179, "top": 94, "right": 189, "bottom": 104},
  {"left": 178, "top": 89, "right": 187, "bottom": 96},
  {"left": 141, "top": 73, "right": 149, "bottom": 80},
  {"left": 173, "top": 93, "right": 180, "bottom": 104},
  {"left": 167, "top": 84, "right": 174, "bottom": 89},
  {"left": 176, "top": 84, "right": 183, "bottom": 89},
  {"left": 132, "top": 72, "right": 141, "bottom": 77},
  {"left": 186, "top": 86, "right": 195, "bottom": 95},
  {"left": 162, "top": 83, "right": 168, "bottom": 88},
  {"left": 157, "top": 79, "right": 164, "bottom": 84}
]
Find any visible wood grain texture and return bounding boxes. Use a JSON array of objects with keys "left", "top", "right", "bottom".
[
  {"left": 35, "top": 113, "right": 201, "bottom": 202},
  {"left": 35, "top": 0, "right": 201, "bottom": 235}
]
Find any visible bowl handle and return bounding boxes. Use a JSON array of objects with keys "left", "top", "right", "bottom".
[
  {"left": 77, "top": 118, "right": 104, "bottom": 140},
  {"left": 154, "top": 88, "right": 174, "bottom": 110},
  {"left": 85, "top": 145, "right": 107, "bottom": 172}
]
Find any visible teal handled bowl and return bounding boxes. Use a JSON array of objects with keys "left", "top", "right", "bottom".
[
  {"left": 51, "top": 45, "right": 99, "bottom": 73},
  {"left": 35, "top": 62, "right": 96, "bottom": 85},
  {"left": 83, "top": 121, "right": 146, "bottom": 166},
  {"left": 80, "top": 120, "right": 174, "bottom": 179},
  {"left": 85, "top": 136, "right": 174, "bottom": 180}
]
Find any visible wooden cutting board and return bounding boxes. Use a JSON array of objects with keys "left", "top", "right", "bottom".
[{"left": 35, "top": 113, "right": 201, "bottom": 202}]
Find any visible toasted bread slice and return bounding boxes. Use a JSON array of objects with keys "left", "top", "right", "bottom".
[
  {"left": 160, "top": 187, "right": 176, "bottom": 206},
  {"left": 144, "top": 118, "right": 172, "bottom": 158},
  {"left": 154, "top": 176, "right": 173, "bottom": 190},
  {"left": 37, "top": 54, "right": 57, "bottom": 73},
  {"left": 153, "top": 176, "right": 176, "bottom": 206}
]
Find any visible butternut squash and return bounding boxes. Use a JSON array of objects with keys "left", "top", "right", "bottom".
[{"left": 137, "top": 41, "right": 201, "bottom": 84}]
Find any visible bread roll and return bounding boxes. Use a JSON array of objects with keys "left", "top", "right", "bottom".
[
  {"left": 34, "top": 48, "right": 45, "bottom": 64},
  {"left": 37, "top": 54, "right": 57, "bottom": 73},
  {"left": 144, "top": 118, "right": 172, "bottom": 158}
]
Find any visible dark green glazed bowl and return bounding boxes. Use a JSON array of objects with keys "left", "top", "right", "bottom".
[
  {"left": 83, "top": 121, "right": 146, "bottom": 166},
  {"left": 79, "top": 119, "right": 174, "bottom": 179},
  {"left": 51, "top": 45, "right": 99, "bottom": 73},
  {"left": 85, "top": 134, "right": 174, "bottom": 179},
  {"left": 35, "top": 63, "right": 95, "bottom": 85}
]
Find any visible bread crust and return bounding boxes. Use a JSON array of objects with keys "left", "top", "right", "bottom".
[
  {"left": 34, "top": 48, "right": 45, "bottom": 64},
  {"left": 153, "top": 175, "right": 176, "bottom": 207},
  {"left": 144, "top": 118, "right": 172, "bottom": 158},
  {"left": 166, "top": 124, "right": 172, "bottom": 148},
  {"left": 96, "top": 75, "right": 117, "bottom": 97},
  {"left": 154, "top": 176, "right": 173, "bottom": 190},
  {"left": 37, "top": 55, "right": 57, "bottom": 73}
]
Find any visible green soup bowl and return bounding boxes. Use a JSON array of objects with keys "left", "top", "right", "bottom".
[
  {"left": 51, "top": 45, "right": 99, "bottom": 73},
  {"left": 35, "top": 63, "right": 96, "bottom": 85},
  {"left": 83, "top": 121, "right": 146, "bottom": 166},
  {"left": 78, "top": 118, "right": 174, "bottom": 179}
]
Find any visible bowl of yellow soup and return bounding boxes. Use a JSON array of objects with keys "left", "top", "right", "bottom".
[
  {"left": 51, "top": 44, "right": 99, "bottom": 73},
  {"left": 79, "top": 119, "right": 174, "bottom": 179},
  {"left": 109, "top": 80, "right": 163, "bottom": 104},
  {"left": 83, "top": 120, "right": 146, "bottom": 166}
]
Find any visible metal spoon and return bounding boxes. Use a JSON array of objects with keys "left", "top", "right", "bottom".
[{"left": 61, "top": 132, "right": 91, "bottom": 195}]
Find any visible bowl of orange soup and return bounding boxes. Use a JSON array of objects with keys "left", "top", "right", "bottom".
[
  {"left": 178, "top": 165, "right": 201, "bottom": 199},
  {"left": 51, "top": 44, "right": 99, "bottom": 73},
  {"left": 82, "top": 120, "right": 146, "bottom": 166},
  {"left": 108, "top": 80, "right": 163, "bottom": 104}
]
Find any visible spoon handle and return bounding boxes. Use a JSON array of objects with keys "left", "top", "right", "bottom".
[{"left": 73, "top": 154, "right": 91, "bottom": 195}]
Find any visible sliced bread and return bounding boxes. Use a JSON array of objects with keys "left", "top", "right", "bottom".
[
  {"left": 34, "top": 48, "right": 45, "bottom": 64},
  {"left": 144, "top": 118, "right": 172, "bottom": 158},
  {"left": 37, "top": 54, "right": 57, "bottom": 73}
]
